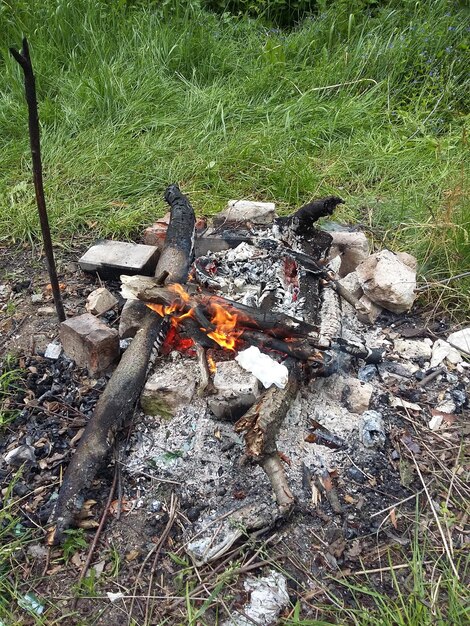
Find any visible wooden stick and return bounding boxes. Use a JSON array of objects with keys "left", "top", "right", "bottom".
[{"left": 9, "top": 39, "right": 65, "bottom": 322}]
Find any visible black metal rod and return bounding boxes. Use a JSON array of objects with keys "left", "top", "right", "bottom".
[{"left": 9, "top": 38, "right": 65, "bottom": 322}]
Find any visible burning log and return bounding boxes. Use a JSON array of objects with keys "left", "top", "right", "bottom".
[
  {"left": 235, "top": 366, "right": 299, "bottom": 514},
  {"left": 120, "top": 276, "right": 319, "bottom": 343},
  {"left": 50, "top": 185, "right": 197, "bottom": 542}
]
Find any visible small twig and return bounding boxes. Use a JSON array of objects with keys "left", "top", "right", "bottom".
[
  {"left": 350, "top": 561, "right": 433, "bottom": 576},
  {"left": 72, "top": 462, "right": 118, "bottom": 610},
  {"left": 415, "top": 270, "right": 470, "bottom": 292},
  {"left": 417, "top": 367, "right": 445, "bottom": 388},
  {"left": 371, "top": 490, "right": 425, "bottom": 518}
]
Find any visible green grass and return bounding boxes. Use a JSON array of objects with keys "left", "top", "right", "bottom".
[{"left": 0, "top": 0, "right": 468, "bottom": 308}]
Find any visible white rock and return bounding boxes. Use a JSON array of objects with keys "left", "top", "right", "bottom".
[
  {"left": 327, "top": 255, "right": 342, "bottom": 275},
  {"left": 215, "top": 200, "right": 276, "bottom": 226},
  {"left": 356, "top": 249, "right": 417, "bottom": 313},
  {"left": 435, "top": 399, "right": 456, "bottom": 414},
  {"left": 338, "top": 271, "right": 363, "bottom": 300},
  {"left": 356, "top": 294, "right": 382, "bottom": 324},
  {"left": 430, "top": 339, "right": 462, "bottom": 368},
  {"left": 323, "top": 374, "right": 373, "bottom": 414},
  {"left": 447, "top": 328, "right": 470, "bottom": 356},
  {"left": 394, "top": 338, "right": 432, "bottom": 360},
  {"left": 44, "top": 342, "right": 62, "bottom": 360},
  {"left": 31, "top": 294, "right": 43, "bottom": 304},
  {"left": 396, "top": 251, "right": 418, "bottom": 271},
  {"left": 428, "top": 414, "right": 443, "bottom": 431},
  {"left": 86, "top": 287, "right": 118, "bottom": 315},
  {"left": 391, "top": 397, "right": 422, "bottom": 412},
  {"left": 235, "top": 347, "right": 288, "bottom": 389},
  {"left": 329, "top": 231, "right": 370, "bottom": 277}
]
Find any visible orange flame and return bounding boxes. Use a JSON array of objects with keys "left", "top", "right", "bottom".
[
  {"left": 207, "top": 303, "right": 242, "bottom": 351},
  {"left": 145, "top": 284, "right": 243, "bottom": 352}
]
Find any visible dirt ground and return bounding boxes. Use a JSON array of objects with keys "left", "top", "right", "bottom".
[{"left": 1, "top": 244, "right": 468, "bottom": 625}]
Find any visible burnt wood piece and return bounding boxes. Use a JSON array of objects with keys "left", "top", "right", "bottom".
[
  {"left": 49, "top": 311, "right": 162, "bottom": 543},
  {"left": 120, "top": 276, "right": 320, "bottom": 340},
  {"left": 155, "top": 184, "right": 196, "bottom": 283},
  {"left": 9, "top": 39, "right": 65, "bottom": 322},
  {"left": 51, "top": 190, "right": 196, "bottom": 542},
  {"left": 235, "top": 365, "right": 299, "bottom": 514},
  {"left": 240, "top": 330, "right": 323, "bottom": 364},
  {"left": 275, "top": 196, "right": 344, "bottom": 238}
]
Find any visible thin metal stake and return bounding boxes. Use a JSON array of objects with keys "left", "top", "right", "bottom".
[{"left": 9, "top": 38, "right": 66, "bottom": 322}]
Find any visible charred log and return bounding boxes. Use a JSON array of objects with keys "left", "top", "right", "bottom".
[
  {"left": 275, "top": 196, "right": 344, "bottom": 238},
  {"left": 155, "top": 184, "right": 196, "bottom": 283},
  {"left": 235, "top": 367, "right": 299, "bottom": 514},
  {"left": 50, "top": 185, "right": 197, "bottom": 542},
  {"left": 120, "top": 276, "right": 319, "bottom": 341},
  {"left": 48, "top": 311, "right": 162, "bottom": 543}
]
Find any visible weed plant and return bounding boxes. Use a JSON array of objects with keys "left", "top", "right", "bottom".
[{"left": 0, "top": 0, "right": 468, "bottom": 308}]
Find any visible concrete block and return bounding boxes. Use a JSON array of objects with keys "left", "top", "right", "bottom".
[
  {"left": 213, "top": 200, "right": 276, "bottom": 226},
  {"left": 86, "top": 287, "right": 118, "bottom": 315},
  {"left": 141, "top": 365, "right": 196, "bottom": 418},
  {"left": 60, "top": 313, "right": 119, "bottom": 376},
  {"left": 79, "top": 240, "right": 159, "bottom": 279}
]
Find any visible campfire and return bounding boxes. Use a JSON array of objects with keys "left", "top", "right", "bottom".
[{"left": 48, "top": 184, "right": 430, "bottom": 562}]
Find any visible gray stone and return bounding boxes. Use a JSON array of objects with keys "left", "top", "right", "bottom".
[
  {"left": 5, "top": 444, "right": 36, "bottom": 467},
  {"left": 38, "top": 306, "right": 55, "bottom": 316},
  {"left": 359, "top": 411, "right": 386, "bottom": 448},
  {"left": 323, "top": 374, "right": 373, "bottom": 414},
  {"left": 141, "top": 364, "right": 196, "bottom": 418},
  {"left": 356, "top": 249, "right": 417, "bottom": 313},
  {"left": 44, "top": 342, "right": 62, "bottom": 360},
  {"left": 394, "top": 338, "right": 432, "bottom": 361},
  {"left": 329, "top": 231, "right": 369, "bottom": 277},
  {"left": 86, "top": 287, "right": 118, "bottom": 315},
  {"left": 78, "top": 240, "right": 160, "bottom": 279},
  {"left": 60, "top": 313, "right": 119, "bottom": 376},
  {"left": 338, "top": 271, "right": 363, "bottom": 299},
  {"left": 213, "top": 200, "right": 276, "bottom": 226},
  {"left": 447, "top": 327, "right": 470, "bottom": 356},
  {"left": 213, "top": 360, "right": 259, "bottom": 398},
  {"left": 31, "top": 294, "right": 43, "bottom": 304},
  {"left": 119, "top": 299, "right": 149, "bottom": 339}
]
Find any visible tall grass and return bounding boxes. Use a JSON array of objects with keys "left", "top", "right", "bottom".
[{"left": 0, "top": 1, "right": 468, "bottom": 300}]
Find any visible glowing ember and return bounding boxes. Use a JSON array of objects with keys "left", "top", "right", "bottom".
[{"left": 207, "top": 354, "right": 217, "bottom": 374}]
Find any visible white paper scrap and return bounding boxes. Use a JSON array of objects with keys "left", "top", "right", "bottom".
[{"left": 235, "top": 346, "right": 288, "bottom": 389}]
